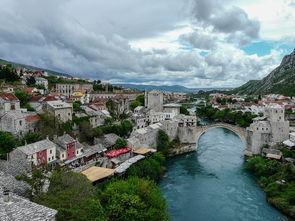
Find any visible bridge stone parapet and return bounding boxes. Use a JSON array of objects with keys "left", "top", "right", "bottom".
[{"left": 195, "top": 123, "right": 248, "bottom": 155}]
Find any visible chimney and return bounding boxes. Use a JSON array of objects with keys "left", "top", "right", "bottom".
[
  {"left": 53, "top": 134, "right": 58, "bottom": 141},
  {"left": 3, "top": 188, "right": 11, "bottom": 203},
  {"left": 46, "top": 135, "right": 49, "bottom": 140}
]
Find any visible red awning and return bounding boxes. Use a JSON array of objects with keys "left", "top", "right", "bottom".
[{"left": 105, "top": 148, "right": 132, "bottom": 158}]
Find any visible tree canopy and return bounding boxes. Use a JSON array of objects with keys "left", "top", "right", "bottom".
[
  {"left": 0, "top": 131, "right": 15, "bottom": 159},
  {"left": 99, "top": 177, "right": 169, "bottom": 221},
  {"left": 0, "top": 64, "right": 19, "bottom": 82}
]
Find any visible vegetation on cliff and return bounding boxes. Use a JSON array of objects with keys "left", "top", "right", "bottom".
[
  {"left": 196, "top": 106, "right": 257, "bottom": 127},
  {"left": 246, "top": 156, "right": 295, "bottom": 218}
]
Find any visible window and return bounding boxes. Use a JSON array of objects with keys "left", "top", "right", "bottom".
[
  {"left": 50, "top": 150, "right": 52, "bottom": 154},
  {"left": 77, "top": 150, "right": 79, "bottom": 154},
  {"left": 67, "top": 153, "right": 70, "bottom": 157},
  {"left": 62, "top": 154, "right": 64, "bottom": 158},
  {"left": 11, "top": 104, "right": 15, "bottom": 110},
  {"left": 19, "top": 121, "right": 22, "bottom": 126}
]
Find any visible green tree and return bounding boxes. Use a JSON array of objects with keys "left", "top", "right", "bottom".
[
  {"left": 26, "top": 76, "right": 36, "bottom": 86},
  {"left": 99, "top": 177, "right": 169, "bottom": 221},
  {"left": 15, "top": 89, "right": 30, "bottom": 107},
  {"left": 37, "top": 171, "right": 107, "bottom": 221},
  {"left": 105, "top": 117, "right": 115, "bottom": 125},
  {"left": 119, "top": 120, "right": 133, "bottom": 137},
  {"left": 73, "top": 101, "right": 82, "bottom": 112},
  {"left": 115, "top": 138, "right": 127, "bottom": 149},
  {"left": 130, "top": 94, "right": 145, "bottom": 111},
  {"left": 0, "top": 131, "right": 15, "bottom": 159},
  {"left": 0, "top": 64, "right": 19, "bottom": 82},
  {"left": 130, "top": 100, "right": 141, "bottom": 111},
  {"left": 126, "top": 153, "right": 166, "bottom": 181},
  {"left": 106, "top": 99, "right": 116, "bottom": 118},
  {"left": 136, "top": 94, "right": 145, "bottom": 106},
  {"left": 180, "top": 105, "right": 190, "bottom": 115},
  {"left": 17, "top": 132, "right": 42, "bottom": 146},
  {"left": 157, "top": 130, "right": 170, "bottom": 156}
]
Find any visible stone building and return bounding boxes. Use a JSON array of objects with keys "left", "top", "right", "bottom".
[
  {"left": 163, "top": 103, "right": 181, "bottom": 116},
  {"left": 144, "top": 90, "right": 163, "bottom": 112},
  {"left": 131, "top": 115, "right": 198, "bottom": 149},
  {"left": 246, "top": 104, "right": 289, "bottom": 154},
  {"left": 0, "top": 186, "right": 57, "bottom": 221},
  {"left": 82, "top": 105, "right": 111, "bottom": 128},
  {"left": 47, "top": 100, "right": 73, "bottom": 122},
  {"left": 9, "top": 138, "right": 57, "bottom": 167},
  {"left": 0, "top": 93, "right": 20, "bottom": 116},
  {"left": 55, "top": 83, "right": 93, "bottom": 97}
]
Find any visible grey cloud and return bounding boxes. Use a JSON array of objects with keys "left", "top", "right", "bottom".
[
  {"left": 192, "top": 0, "right": 260, "bottom": 44},
  {"left": 179, "top": 30, "right": 217, "bottom": 49},
  {"left": 0, "top": 0, "right": 280, "bottom": 88}
]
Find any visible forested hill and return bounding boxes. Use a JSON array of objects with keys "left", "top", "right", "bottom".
[
  {"left": 0, "top": 58, "right": 71, "bottom": 77},
  {"left": 229, "top": 48, "right": 295, "bottom": 96}
]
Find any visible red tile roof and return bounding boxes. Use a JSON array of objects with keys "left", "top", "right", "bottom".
[
  {"left": 22, "top": 88, "right": 36, "bottom": 94},
  {"left": 26, "top": 115, "right": 40, "bottom": 121},
  {"left": 30, "top": 96, "right": 44, "bottom": 102},
  {"left": 0, "top": 93, "right": 19, "bottom": 101}
]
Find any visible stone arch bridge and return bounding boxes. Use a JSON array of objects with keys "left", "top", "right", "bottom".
[{"left": 195, "top": 123, "right": 248, "bottom": 152}]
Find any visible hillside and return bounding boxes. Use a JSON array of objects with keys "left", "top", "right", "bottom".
[
  {"left": 230, "top": 48, "right": 295, "bottom": 96},
  {"left": 0, "top": 58, "right": 71, "bottom": 77}
]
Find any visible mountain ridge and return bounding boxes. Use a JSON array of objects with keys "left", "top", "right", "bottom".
[
  {"left": 117, "top": 83, "right": 231, "bottom": 93},
  {"left": 230, "top": 48, "right": 295, "bottom": 96}
]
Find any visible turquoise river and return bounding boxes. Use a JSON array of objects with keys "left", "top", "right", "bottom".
[{"left": 160, "top": 127, "right": 293, "bottom": 221}]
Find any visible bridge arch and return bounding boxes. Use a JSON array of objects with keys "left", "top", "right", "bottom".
[{"left": 195, "top": 123, "right": 247, "bottom": 151}]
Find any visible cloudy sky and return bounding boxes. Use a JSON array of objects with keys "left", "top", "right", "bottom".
[{"left": 0, "top": 0, "right": 294, "bottom": 88}]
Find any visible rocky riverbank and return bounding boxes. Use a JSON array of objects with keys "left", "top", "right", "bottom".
[{"left": 168, "top": 144, "right": 196, "bottom": 157}]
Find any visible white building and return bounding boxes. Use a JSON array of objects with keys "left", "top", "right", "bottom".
[{"left": 35, "top": 77, "right": 48, "bottom": 90}]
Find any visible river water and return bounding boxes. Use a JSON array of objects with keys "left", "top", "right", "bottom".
[{"left": 160, "top": 127, "right": 292, "bottom": 221}]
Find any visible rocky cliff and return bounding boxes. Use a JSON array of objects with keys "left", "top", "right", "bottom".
[{"left": 231, "top": 48, "right": 295, "bottom": 96}]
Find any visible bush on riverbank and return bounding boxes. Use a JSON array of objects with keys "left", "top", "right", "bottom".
[
  {"left": 196, "top": 105, "right": 257, "bottom": 127},
  {"left": 99, "top": 177, "right": 169, "bottom": 221},
  {"left": 246, "top": 156, "right": 295, "bottom": 217},
  {"left": 126, "top": 152, "right": 166, "bottom": 181}
]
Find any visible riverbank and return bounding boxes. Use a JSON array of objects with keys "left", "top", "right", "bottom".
[{"left": 246, "top": 156, "right": 295, "bottom": 218}]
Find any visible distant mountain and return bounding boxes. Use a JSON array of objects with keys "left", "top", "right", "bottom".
[
  {"left": 0, "top": 58, "right": 71, "bottom": 77},
  {"left": 230, "top": 48, "right": 295, "bottom": 96},
  {"left": 117, "top": 83, "right": 229, "bottom": 93}
]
